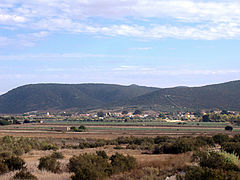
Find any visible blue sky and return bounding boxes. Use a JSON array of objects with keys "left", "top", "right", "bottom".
[{"left": 0, "top": 0, "right": 240, "bottom": 94}]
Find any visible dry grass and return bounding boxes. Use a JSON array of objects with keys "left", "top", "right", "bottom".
[
  {"left": 110, "top": 152, "right": 193, "bottom": 180},
  {"left": 0, "top": 146, "right": 193, "bottom": 180}
]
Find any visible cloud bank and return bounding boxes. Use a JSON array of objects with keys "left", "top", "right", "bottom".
[{"left": 1, "top": 0, "right": 240, "bottom": 42}]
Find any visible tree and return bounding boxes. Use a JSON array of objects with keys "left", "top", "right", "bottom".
[
  {"left": 225, "top": 126, "right": 233, "bottom": 131},
  {"left": 158, "top": 113, "right": 166, "bottom": 119},
  {"left": 133, "top": 110, "right": 142, "bottom": 115},
  {"left": 202, "top": 115, "right": 210, "bottom": 122},
  {"left": 122, "top": 110, "right": 128, "bottom": 115},
  {"left": 97, "top": 112, "right": 105, "bottom": 117},
  {"left": 221, "top": 110, "right": 229, "bottom": 115}
]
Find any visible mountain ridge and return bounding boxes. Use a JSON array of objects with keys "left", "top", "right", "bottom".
[{"left": 0, "top": 80, "right": 239, "bottom": 114}]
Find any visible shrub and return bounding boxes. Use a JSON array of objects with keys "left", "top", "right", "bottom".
[
  {"left": 126, "top": 144, "right": 138, "bottom": 150},
  {"left": 196, "top": 151, "right": 240, "bottom": 171},
  {"left": 0, "top": 136, "right": 59, "bottom": 156},
  {"left": 79, "top": 125, "right": 87, "bottom": 132},
  {"left": 154, "top": 136, "right": 171, "bottom": 144},
  {"left": 160, "top": 138, "right": 194, "bottom": 154},
  {"left": 0, "top": 152, "right": 12, "bottom": 159},
  {"left": 4, "top": 156, "right": 25, "bottom": 171},
  {"left": 41, "top": 143, "right": 58, "bottom": 151},
  {"left": 38, "top": 156, "right": 61, "bottom": 173},
  {"left": 195, "top": 136, "right": 215, "bottom": 147},
  {"left": 50, "top": 152, "right": 64, "bottom": 159},
  {"left": 0, "top": 120, "right": 11, "bottom": 126},
  {"left": 110, "top": 153, "right": 136, "bottom": 173},
  {"left": 221, "top": 142, "right": 240, "bottom": 156},
  {"left": 184, "top": 166, "right": 239, "bottom": 180},
  {"left": 225, "top": 125, "right": 233, "bottom": 131},
  {"left": 68, "top": 153, "right": 112, "bottom": 180},
  {"left": 78, "top": 142, "right": 90, "bottom": 149},
  {"left": 0, "top": 162, "right": 8, "bottom": 175},
  {"left": 213, "top": 134, "right": 229, "bottom": 145},
  {"left": 13, "top": 169, "right": 38, "bottom": 180},
  {"left": 96, "top": 151, "right": 108, "bottom": 159},
  {"left": 71, "top": 125, "right": 87, "bottom": 132},
  {"left": 114, "top": 145, "right": 124, "bottom": 150}
]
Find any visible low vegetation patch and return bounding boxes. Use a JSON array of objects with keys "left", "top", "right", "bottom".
[
  {"left": 0, "top": 136, "right": 59, "bottom": 156},
  {"left": 13, "top": 169, "right": 38, "bottom": 180},
  {"left": 179, "top": 150, "right": 240, "bottom": 180},
  {"left": 68, "top": 151, "right": 136, "bottom": 180},
  {"left": 38, "top": 155, "right": 61, "bottom": 173}
]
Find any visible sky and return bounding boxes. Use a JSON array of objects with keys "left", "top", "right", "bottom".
[{"left": 0, "top": 0, "right": 240, "bottom": 94}]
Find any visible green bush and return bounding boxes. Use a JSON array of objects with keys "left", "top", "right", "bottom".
[
  {"left": 160, "top": 138, "right": 194, "bottom": 154},
  {"left": 0, "top": 152, "right": 12, "bottom": 159},
  {"left": 221, "top": 142, "right": 240, "bottom": 157},
  {"left": 110, "top": 153, "right": 136, "bottom": 173},
  {"left": 185, "top": 166, "right": 239, "bottom": 180},
  {"left": 126, "top": 144, "right": 138, "bottom": 150},
  {"left": 13, "top": 169, "right": 38, "bottom": 180},
  {"left": 213, "top": 134, "right": 229, "bottom": 145},
  {"left": 0, "top": 136, "right": 59, "bottom": 156},
  {"left": 225, "top": 125, "right": 233, "bottom": 131},
  {"left": 0, "top": 120, "right": 11, "bottom": 126},
  {"left": 114, "top": 145, "right": 124, "bottom": 150},
  {"left": 195, "top": 136, "right": 215, "bottom": 147},
  {"left": 0, "top": 162, "right": 8, "bottom": 175},
  {"left": 96, "top": 151, "right": 108, "bottom": 159},
  {"left": 154, "top": 136, "right": 171, "bottom": 144},
  {"left": 196, "top": 151, "right": 240, "bottom": 171},
  {"left": 38, "top": 156, "right": 61, "bottom": 173},
  {"left": 4, "top": 156, "right": 25, "bottom": 171},
  {"left": 41, "top": 143, "right": 58, "bottom": 151},
  {"left": 68, "top": 153, "right": 112, "bottom": 180},
  {"left": 50, "top": 152, "right": 64, "bottom": 159}
]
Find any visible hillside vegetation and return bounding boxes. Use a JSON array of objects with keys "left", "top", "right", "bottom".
[{"left": 0, "top": 80, "right": 239, "bottom": 114}]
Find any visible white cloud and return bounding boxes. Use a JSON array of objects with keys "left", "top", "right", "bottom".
[
  {"left": 0, "top": 53, "right": 132, "bottom": 60},
  {"left": 129, "top": 47, "right": 152, "bottom": 50},
  {"left": 113, "top": 66, "right": 240, "bottom": 76},
  {"left": 1, "top": 0, "right": 240, "bottom": 40},
  {"left": 0, "top": 14, "right": 26, "bottom": 23}
]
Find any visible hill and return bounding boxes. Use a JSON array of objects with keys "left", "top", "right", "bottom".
[
  {"left": 126, "top": 80, "right": 240, "bottom": 111},
  {"left": 0, "top": 80, "right": 239, "bottom": 114},
  {"left": 0, "top": 83, "right": 157, "bottom": 114}
]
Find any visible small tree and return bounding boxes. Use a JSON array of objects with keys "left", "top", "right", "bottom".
[
  {"left": 122, "top": 110, "right": 128, "bottom": 115},
  {"left": 97, "top": 112, "right": 105, "bottom": 117},
  {"left": 110, "top": 153, "right": 136, "bottom": 173},
  {"left": 225, "top": 125, "right": 233, "bottom": 131},
  {"left": 38, "top": 156, "right": 61, "bottom": 173},
  {"left": 13, "top": 169, "right": 37, "bottom": 180},
  {"left": 4, "top": 156, "right": 25, "bottom": 171},
  {"left": 133, "top": 110, "right": 142, "bottom": 115},
  {"left": 202, "top": 115, "right": 210, "bottom": 122},
  {"left": 79, "top": 125, "right": 87, "bottom": 132}
]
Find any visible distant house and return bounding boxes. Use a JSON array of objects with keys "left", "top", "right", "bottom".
[{"left": 54, "top": 126, "right": 70, "bottom": 132}]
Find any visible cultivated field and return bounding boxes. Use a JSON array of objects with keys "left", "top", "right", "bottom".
[{"left": 0, "top": 121, "right": 238, "bottom": 139}]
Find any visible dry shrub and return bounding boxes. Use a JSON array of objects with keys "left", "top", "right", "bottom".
[
  {"left": 13, "top": 169, "right": 38, "bottom": 180},
  {"left": 38, "top": 156, "right": 61, "bottom": 173}
]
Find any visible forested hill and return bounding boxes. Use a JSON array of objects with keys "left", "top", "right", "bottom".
[
  {"left": 0, "top": 80, "right": 239, "bottom": 114},
  {"left": 0, "top": 83, "right": 157, "bottom": 114},
  {"left": 126, "top": 80, "right": 240, "bottom": 111}
]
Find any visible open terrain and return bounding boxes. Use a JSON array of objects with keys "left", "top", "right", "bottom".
[{"left": 0, "top": 121, "right": 238, "bottom": 139}]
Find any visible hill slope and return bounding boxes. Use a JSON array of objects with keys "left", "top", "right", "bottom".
[
  {"left": 0, "top": 83, "right": 157, "bottom": 113},
  {"left": 0, "top": 80, "right": 240, "bottom": 114},
  {"left": 126, "top": 80, "right": 240, "bottom": 111}
]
